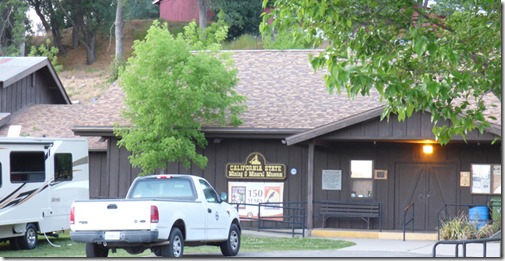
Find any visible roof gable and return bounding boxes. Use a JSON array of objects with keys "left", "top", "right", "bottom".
[
  {"left": 286, "top": 109, "right": 499, "bottom": 146},
  {"left": 0, "top": 57, "right": 70, "bottom": 103}
]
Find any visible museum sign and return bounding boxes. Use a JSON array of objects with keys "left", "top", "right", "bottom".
[{"left": 226, "top": 152, "right": 286, "bottom": 180}]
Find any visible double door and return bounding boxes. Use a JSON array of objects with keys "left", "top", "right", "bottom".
[{"left": 395, "top": 163, "right": 457, "bottom": 231}]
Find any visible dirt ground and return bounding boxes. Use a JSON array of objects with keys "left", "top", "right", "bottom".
[{"left": 55, "top": 20, "right": 153, "bottom": 104}]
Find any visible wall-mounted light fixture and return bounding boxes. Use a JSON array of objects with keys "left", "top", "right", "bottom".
[{"left": 423, "top": 144, "right": 433, "bottom": 154}]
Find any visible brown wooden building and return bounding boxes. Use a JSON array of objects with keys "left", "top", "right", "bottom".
[
  {"left": 1, "top": 51, "right": 501, "bottom": 232},
  {"left": 71, "top": 50, "right": 501, "bottom": 232}
]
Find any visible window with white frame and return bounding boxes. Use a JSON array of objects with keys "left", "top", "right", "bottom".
[
  {"left": 350, "top": 160, "right": 373, "bottom": 198},
  {"left": 471, "top": 164, "right": 501, "bottom": 194}
]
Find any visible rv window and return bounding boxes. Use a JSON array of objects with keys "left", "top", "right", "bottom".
[
  {"left": 55, "top": 153, "right": 72, "bottom": 181},
  {"left": 10, "top": 152, "right": 45, "bottom": 183}
]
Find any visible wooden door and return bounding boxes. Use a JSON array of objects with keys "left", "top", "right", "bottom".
[{"left": 396, "top": 163, "right": 457, "bottom": 231}]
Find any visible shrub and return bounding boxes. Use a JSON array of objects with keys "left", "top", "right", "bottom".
[
  {"left": 29, "top": 39, "right": 63, "bottom": 73},
  {"left": 223, "top": 34, "right": 263, "bottom": 50},
  {"left": 439, "top": 211, "right": 501, "bottom": 240},
  {"left": 439, "top": 212, "right": 476, "bottom": 240}
]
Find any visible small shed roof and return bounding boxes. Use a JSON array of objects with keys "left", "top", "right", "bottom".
[{"left": 0, "top": 56, "right": 70, "bottom": 103}]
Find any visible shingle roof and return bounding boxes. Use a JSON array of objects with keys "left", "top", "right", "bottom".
[
  {"left": 0, "top": 50, "right": 500, "bottom": 149},
  {"left": 74, "top": 49, "right": 500, "bottom": 134},
  {"left": 75, "top": 50, "right": 385, "bottom": 130},
  {"left": 0, "top": 104, "right": 105, "bottom": 150}
]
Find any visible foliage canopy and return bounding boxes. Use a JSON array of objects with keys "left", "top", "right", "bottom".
[
  {"left": 211, "top": 0, "right": 264, "bottom": 39},
  {"left": 261, "top": 0, "right": 501, "bottom": 144},
  {"left": 116, "top": 20, "right": 246, "bottom": 175},
  {"left": 0, "top": 0, "right": 29, "bottom": 56}
]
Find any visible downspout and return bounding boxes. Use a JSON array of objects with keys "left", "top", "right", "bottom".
[{"left": 306, "top": 141, "right": 315, "bottom": 235}]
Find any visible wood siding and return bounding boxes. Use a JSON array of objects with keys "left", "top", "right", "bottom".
[
  {"left": 312, "top": 142, "right": 501, "bottom": 231},
  {"left": 89, "top": 151, "right": 108, "bottom": 198},
  {"left": 90, "top": 135, "right": 500, "bottom": 231},
  {"left": 99, "top": 137, "right": 307, "bottom": 201},
  {"left": 0, "top": 69, "right": 66, "bottom": 113},
  {"left": 88, "top": 112, "right": 500, "bottom": 231},
  {"left": 158, "top": 0, "right": 213, "bottom": 22},
  {"left": 322, "top": 112, "right": 496, "bottom": 141}
]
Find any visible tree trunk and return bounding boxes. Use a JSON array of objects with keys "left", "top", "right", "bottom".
[
  {"left": 50, "top": 26, "right": 65, "bottom": 54},
  {"left": 78, "top": 24, "right": 96, "bottom": 65},
  {"left": 71, "top": 0, "right": 81, "bottom": 48},
  {"left": 197, "top": 0, "right": 208, "bottom": 30},
  {"left": 30, "top": 0, "right": 50, "bottom": 33},
  {"left": 84, "top": 32, "right": 96, "bottom": 65},
  {"left": 72, "top": 25, "right": 80, "bottom": 48},
  {"left": 115, "top": 0, "right": 124, "bottom": 65},
  {"left": 28, "top": 0, "right": 65, "bottom": 54}
]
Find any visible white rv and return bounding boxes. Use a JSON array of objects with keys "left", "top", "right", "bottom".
[{"left": 0, "top": 137, "right": 89, "bottom": 250}]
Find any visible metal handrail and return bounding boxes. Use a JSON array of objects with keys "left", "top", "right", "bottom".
[
  {"left": 402, "top": 202, "right": 414, "bottom": 241},
  {"left": 232, "top": 201, "right": 307, "bottom": 238},
  {"left": 259, "top": 202, "right": 306, "bottom": 237},
  {"left": 432, "top": 235, "right": 501, "bottom": 257}
]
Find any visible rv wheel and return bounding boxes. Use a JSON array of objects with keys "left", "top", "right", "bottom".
[{"left": 15, "top": 224, "right": 38, "bottom": 250}]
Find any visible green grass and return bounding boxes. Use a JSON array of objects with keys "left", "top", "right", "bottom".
[
  {"left": 0, "top": 231, "right": 354, "bottom": 257},
  {"left": 222, "top": 34, "right": 264, "bottom": 50}
]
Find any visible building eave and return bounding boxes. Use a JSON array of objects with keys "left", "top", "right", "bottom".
[
  {"left": 72, "top": 126, "right": 307, "bottom": 140},
  {"left": 285, "top": 106, "right": 387, "bottom": 146}
]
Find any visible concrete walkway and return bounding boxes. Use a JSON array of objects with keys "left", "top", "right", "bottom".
[{"left": 238, "top": 229, "right": 502, "bottom": 258}]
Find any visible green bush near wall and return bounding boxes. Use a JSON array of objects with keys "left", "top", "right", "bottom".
[{"left": 439, "top": 211, "right": 501, "bottom": 240}]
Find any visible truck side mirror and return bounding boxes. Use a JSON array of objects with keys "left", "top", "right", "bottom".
[{"left": 220, "top": 192, "right": 228, "bottom": 202}]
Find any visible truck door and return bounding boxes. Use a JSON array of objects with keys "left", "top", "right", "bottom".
[{"left": 199, "top": 180, "right": 229, "bottom": 240}]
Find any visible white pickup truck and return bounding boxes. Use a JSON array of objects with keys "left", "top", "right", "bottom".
[{"left": 69, "top": 174, "right": 241, "bottom": 257}]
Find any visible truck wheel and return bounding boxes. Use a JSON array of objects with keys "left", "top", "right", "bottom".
[
  {"left": 85, "top": 243, "right": 109, "bottom": 257},
  {"left": 15, "top": 224, "right": 38, "bottom": 250},
  {"left": 220, "top": 223, "right": 240, "bottom": 256},
  {"left": 161, "top": 227, "right": 184, "bottom": 257}
]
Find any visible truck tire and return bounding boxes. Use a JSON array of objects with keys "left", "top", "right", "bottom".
[
  {"left": 161, "top": 227, "right": 184, "bottom": 257},
  {"left": 85, "top": 243, "right": 109, "bottom": 257},
  {"left": 15, "top": 224, "right": 38, "bottom": 250},
  {"left": 220, "top": 223, "right": 240, "bottom": 256}
]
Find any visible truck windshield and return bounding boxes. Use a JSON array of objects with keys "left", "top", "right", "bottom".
[{"left": 128, "top": 177, "right": 196, "bottom": 200}]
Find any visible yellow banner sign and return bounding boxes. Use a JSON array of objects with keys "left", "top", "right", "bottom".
[{"left": 226, "top": 152, "right": 286, "bottom": 180}]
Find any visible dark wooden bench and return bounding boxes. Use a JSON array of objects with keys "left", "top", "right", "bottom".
[{"left": 319, "top": 201, "right": 382, "bottom": 231}]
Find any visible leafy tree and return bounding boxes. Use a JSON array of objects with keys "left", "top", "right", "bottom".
[
  {"left": 27, "top": 0, "right": 66, "bottom": 53},
  {"left": 261, "top": 0, "right": 501, "bottom": 144},
  {"left": 124, "top": 0, "right": 159, "bottom": 20},
  {"left": 210, "top": 0, "right": 263, "bottom": 39},
  {"left": 28, "top": 0, "right": 116, "bottom": 64},
  {"left": 115, "top": 20, "right": 246, "bottom": 175},
  {"left": 0, "top": 0, "right": 29, "bottom": 56},
  {"left": 262, "top": 27, "right": 311, "bottom": 50},
  {"left": 74, "top": 1, "right": 115, "bottom": 65}
]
